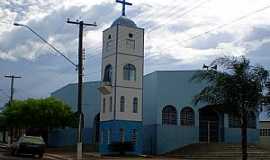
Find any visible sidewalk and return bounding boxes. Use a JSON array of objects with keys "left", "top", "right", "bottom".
[
  {"left": 45, "top": 151, "right": 180, "bottom": 160},
  {"left": 46, "top": 152, "right": 100, "bottom": 160}
]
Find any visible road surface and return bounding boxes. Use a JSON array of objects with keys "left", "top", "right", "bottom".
[{"left": 0, "top": 148, "right": 59, "bottom": 160}]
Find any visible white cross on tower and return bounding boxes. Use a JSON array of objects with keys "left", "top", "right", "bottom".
[{"left": 116, "top": 0, "right": 132, "bottom": 16}]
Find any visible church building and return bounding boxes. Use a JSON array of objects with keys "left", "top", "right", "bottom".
[{"left": 48, "top": 1, "right": 259, "bottom": 155}]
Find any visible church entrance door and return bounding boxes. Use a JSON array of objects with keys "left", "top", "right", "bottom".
[{"left": 199, "top": 107, "right": 219, "bottom": 143}]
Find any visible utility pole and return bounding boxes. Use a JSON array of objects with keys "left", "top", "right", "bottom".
[
  {"left": 4, "top": 75, "right": 22, "bottom": 145},
  {"left": 4, "top": 75, "right": 22, "bottom": 104},
  {"left": 67, "top": 19, "right": 97, "bottom": 160}
]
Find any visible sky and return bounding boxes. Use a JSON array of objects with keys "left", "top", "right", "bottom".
[{"left": 0, "top": 0, "right": 270, "bottom": 105}]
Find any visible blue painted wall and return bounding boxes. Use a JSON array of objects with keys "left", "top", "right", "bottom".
[
  {"left": 49, "top": 81, "right": 101, "bottom": 147},
  {"left": 224, "top": 128, "right": 259, "bottom": 144},
  {"left": 223, "top": 113, "right": 259, "bottom": 144},
  {"left": 142, "top": 71, "right": 202, "bottom": 154},
  {"left": 142, "top": 71, "right": 259, "bottom": 154},
  {"left": 142, "top": 124, "right": 157, "bottom": 154},
  {"left": 143, "top": 72, "right": 158, "bottom": 125},
  {"left": 51, "top": 81, "right": 101, "bottom": 128},
  {"left": 48, "top": 128, "right": 93, "bottom": 147},
  {"left": 154, "top": 71, "right": 205, "bottom": 125},
  {"left": 100, "top": 120, "right": 143, "bottom": 155},
  {"left": 49, "top": 70, "right": 260, "bottom": 154},
  {"left": 156, "top": 125, "right": 198, "bottom": 154}
]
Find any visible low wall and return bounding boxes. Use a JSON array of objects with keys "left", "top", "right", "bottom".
[
  {"left": 48, "top": 128, "right": 93, "bottom": 147},
  {"left": 156, "top": 125, "right": 198, "bottom": 154},
  {"left": 143, "top": 125, "right": 157, "bottom": 154},
  {"left": 224, "top": 128, "right": 259, "bottom": 144}
]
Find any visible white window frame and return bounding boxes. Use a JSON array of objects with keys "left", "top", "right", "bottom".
[
  {"left": 103, "top": 98, "right": 106, "bottom": 113},
  {"left": 133, "top": 97, "right": 138, "bottom": 113},
  {"left": 109, "top": 96, "right": 113, "bottom": 112},
  {"left": 120, "top": 96, "right": 125, "bottom": 112}
]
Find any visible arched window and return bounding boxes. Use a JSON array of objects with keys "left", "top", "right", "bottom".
[
  {"left": 123, "top": 64, "right": 136, "bottom": 81},
  {"left": 120, "top": 96, "right": 125, "bottom": 112},
  {"left": 133, "top": 97, "right": 138, "bottom": 113},
  {"left": 103, "top": 64, "right": 112, "bottom": 83},
  {"left": 248, "top": 112, "right": 256, "bottom": 129},
  {"left": 102, "top": 98, "right": 106, "bottom": 113},
  {"left": 180, "top": 107, "right": 195, "bottom": 126},
  {"left": 162, "top": 105, "right": 177, "bottom": 125}
]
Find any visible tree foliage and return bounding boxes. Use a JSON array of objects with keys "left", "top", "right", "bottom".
[
  {"left": 265, "top": 81, "right": 270, "bottom": 104},
  {"left": 191, "top": 56, "right": 269, "bottom": 160},
  {"left": 1, "top": 97, "right": 77, "bottom": 129},
  {"left": 191, "top": 56, "right": 269, "bottom": 114}
]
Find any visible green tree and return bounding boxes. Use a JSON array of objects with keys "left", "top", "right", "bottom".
[
  {"left": 2, "top": 97, "right": 76, "bottom": 129},
  {"left": 192, "top": 56, "right": 269, "bottom": 160},
  {"left": 265, "top": 81, "right": 270, "bottom": 104}
]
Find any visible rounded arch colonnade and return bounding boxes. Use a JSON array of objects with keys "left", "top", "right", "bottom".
[{"left": 161, "top": 105, "right": 195, "bottom": 126}]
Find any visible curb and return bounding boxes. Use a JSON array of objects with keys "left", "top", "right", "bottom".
[{"left": 46, "top": 153, "right": 72, "bottom": 160}]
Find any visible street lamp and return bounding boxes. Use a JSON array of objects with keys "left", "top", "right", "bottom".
[
  {"left": 14, "top": 22, "right": 92, "bottom": 159},
  {"left": 202, "top": 64, "right": 217, "bottom": 71},
  {"left": 13, "top": 23, "right": 77, "bottom": 68}
]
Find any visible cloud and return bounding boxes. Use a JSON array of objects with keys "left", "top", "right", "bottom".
[
  {"left": 190, "top": 32, "right": 235, "bottom": 50},
  {"left": 245, "top": 25, "right": 270, "bottom": 41},
  {"left": 247, "top": 41, "right": 270, "bottom": 68},
  {"left": 1, "top": 0, "right": 270, "bottom": 104},
  {"left": 0, "top": 2, "right": 118, "bottom": 61}
]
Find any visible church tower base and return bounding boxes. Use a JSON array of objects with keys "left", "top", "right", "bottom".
[{"left": 100, "top": 121, "right": 143, "bottom": 155}]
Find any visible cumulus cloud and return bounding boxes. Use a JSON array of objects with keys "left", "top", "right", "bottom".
[
  {"left": 0, "top": 0, "right": 270, "bottom": 104},
  {"left": 0, "top": 2, "right": 120, "bottom": 60}
]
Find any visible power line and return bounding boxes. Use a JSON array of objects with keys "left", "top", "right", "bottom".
[
  {"left": 87, "top": 0, "right": 204, "bottom": 51},
  {"left": 136, "top": 0, "right": 205, "bottom": 28},
  {"left": 134, "top": 4, "right": 270, "bottom": 71},
  {"left": 161, "top": 4, "right": 270, "bottom": 49},
  {"left": 80, "top": 0, "right": 211, "bottom": 60},
  {"left": 14, "top": 23, "right": 77, "bottom": 68},
  {"left": 4, "top": 0, "right": 209, "bottom": 63},
  {"left": 43, "top": 0, "right": 209, "bottom": 67},
  {"left": 30, "top": 12, "right": 78, "bottom": 60},
  {"left": 143, "top": 0, "right": 211, "bottom": 34}
]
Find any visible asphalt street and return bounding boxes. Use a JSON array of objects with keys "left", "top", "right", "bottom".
[{"left": 0, "top": 148, "right": 58, "bottom": 160}]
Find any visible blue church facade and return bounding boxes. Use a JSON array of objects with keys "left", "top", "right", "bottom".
[
  {"left": 48, "top": 81, "right": 101, "bottom": 147},
  {"left": 46, "top": 0, "right": 260, "bottom": 155},
  {"left": 49, "top": 70, "right": 259, "bottom": 154},
  {"left": 142, "top": 71, "right": 259, "bottom": 154}
]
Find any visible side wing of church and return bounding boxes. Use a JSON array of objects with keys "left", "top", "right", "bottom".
[{"left": 50, "top": 71, "right": 259, "bottom": 154}]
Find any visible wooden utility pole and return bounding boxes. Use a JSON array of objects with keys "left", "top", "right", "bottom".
[
  {"left": 4, "top": 75, "right": 22, "bottom": 145},
  {"left": 4, "top": 75, "right": 22, "bottom": 104},
  {"left": 67, "top": 19, "right": 97, "bottom": 159}
]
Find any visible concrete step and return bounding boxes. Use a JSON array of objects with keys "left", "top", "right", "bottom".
[
  {"left": 166, "top": 143, "right": 270, "bottom": 160},
  {"left": 171, "top": 155, "right": 270, "bottom": 159}
]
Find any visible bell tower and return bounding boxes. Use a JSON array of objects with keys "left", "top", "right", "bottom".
[{"left": 98, "top": 0, "right": 144, "bottom": 155}]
